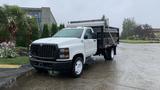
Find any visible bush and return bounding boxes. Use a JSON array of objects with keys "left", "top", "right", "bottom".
[
  {"left": 0, "top": 42, "right": 17, "bottom": 58},
  {"left": 15, "top": 47, "right": 28, "bottom": 56},
  {"left": 127, "top": 36, "right": 135, "bottom": 40}
]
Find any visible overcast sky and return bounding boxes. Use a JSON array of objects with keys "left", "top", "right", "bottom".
[{"left": 0, "top": 0, "right": 160, "bottom": 31}]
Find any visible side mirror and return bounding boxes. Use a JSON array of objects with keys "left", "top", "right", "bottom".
[{"left": 84, "top": 35, "right": 88, "bottom": 39}]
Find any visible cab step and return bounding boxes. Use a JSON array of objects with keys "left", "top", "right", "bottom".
[{"left": 85, "top": 56, "right": 95, "bottom": 64}]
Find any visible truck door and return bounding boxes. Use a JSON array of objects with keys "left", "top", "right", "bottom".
[{"left": 84, "top": 29, "right": 97, "bottom": 57}]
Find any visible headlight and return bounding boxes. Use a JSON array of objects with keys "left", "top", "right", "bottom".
[{"left": 59, "top": 48, "right": 69, "bottom": 59}]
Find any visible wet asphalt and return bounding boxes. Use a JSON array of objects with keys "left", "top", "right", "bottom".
[{"left": 3, "top": 43, "right": 160, "bottom": 90}]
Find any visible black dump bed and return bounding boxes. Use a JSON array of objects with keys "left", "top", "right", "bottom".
[
  {"left": 67, "top": 17, "right": 119, "bottom": 50},
  {"left": 92, "top": 26, "right": 119, "bottom": 49}
]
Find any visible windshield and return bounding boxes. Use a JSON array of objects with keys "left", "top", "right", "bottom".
[{"left": 53, "top": 28, "right": 83, "bottom": 38}]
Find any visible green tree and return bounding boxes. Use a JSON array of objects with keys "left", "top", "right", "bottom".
[
  {"left": 28, "top": 17, "right": 40, "bottom": 41},
  {"left": 134, "top": 24, "right": 155, "bottom": 40},
  {"left": 51, "top": 24, "right": 58, "bottom": 36},
  {"left": 41, "top": 24, "right": 49, "bottom": 38},
  {"left": 58, "top": 24, "right": 65, "bottom": 30},
  {"left": 0, "top": 5, "right": 41, "bottom": 47},
  {"left": 121, "top": 18, "right": 137, "bottom": 39},
  {"left": 16, "top": 21, "right": 28, "bottom": 47},
  {"left": 16, "top": 17, "right": 40, "bottom": 47},
  {"left": 0, "top": 5, "right": 26, "bottom": 42},
  {"left": 0, "top": 25, "right": 10, "bottom": 42},
  {"left": 0, "top": 6, "right": 9, "bottom": 42}
]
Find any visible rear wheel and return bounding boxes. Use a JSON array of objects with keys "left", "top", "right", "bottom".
[
  {"left": 72, "top": 57, "right": 83, "bottom": 78},
  {"left": 104, "top": 47, "right": 114, "bottom": 61}
]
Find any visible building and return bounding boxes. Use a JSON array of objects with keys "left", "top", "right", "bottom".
[
  {"left": 152, "top": 28, "right": 160, "bottom": 33},
  {"left": 22, "top": 7, "right": 57, "bottom": 30},
  {"left": 152, "top": 28, "right": 160, "bottom": 39}
]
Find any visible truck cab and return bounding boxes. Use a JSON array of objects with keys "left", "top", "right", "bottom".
[{"left": 30, "top": 27, "right": 97, "bottom": 77}]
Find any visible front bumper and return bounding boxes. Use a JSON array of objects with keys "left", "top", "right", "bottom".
[{"left": 30, "top": 58, "right": 72, "bottom": 71}]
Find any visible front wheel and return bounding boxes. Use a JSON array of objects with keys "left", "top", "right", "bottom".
[{"left": 72, "top": 57, "right": 83, "bottom": 78}]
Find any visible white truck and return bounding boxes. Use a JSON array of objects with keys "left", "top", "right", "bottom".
[{"left": 29, "top": 17, "right": 119, "bottom": 77}]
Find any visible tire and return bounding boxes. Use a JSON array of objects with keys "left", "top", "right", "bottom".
[
  {"left": 104, "top": 47, "right": 114, "bottom": 61},
  {"left": 113, "top": 46, "right": 117, "bottom": 55},
  {"left": 72, "top": 57, "right": 83, "bottom": 78}
]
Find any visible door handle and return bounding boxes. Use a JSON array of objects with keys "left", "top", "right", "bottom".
[{"left": 93, "top": 40, "right": 96, "bottom": 42}]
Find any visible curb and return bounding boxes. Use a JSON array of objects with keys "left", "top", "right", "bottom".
[
  {"left": 0, "top": 64, "right": 34, "bottom": 89},
  {"left": 0, "top": 64, "right": 21, "bottom": 68}
]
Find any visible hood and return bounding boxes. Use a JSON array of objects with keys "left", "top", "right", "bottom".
[{"left": 32, "top": 37, "right": 81, "bottom": 47}]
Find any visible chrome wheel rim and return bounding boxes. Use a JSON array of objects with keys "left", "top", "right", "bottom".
[
  {"left": 111, "top": 49, "right": 114, "bottom": 58},
  {"left": 75, "top": 60, "right": 83, "bottom": 75}
]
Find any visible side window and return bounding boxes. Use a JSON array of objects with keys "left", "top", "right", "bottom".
[{"left": 84, "top": 29, "right": 93, "bottom": 39}]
